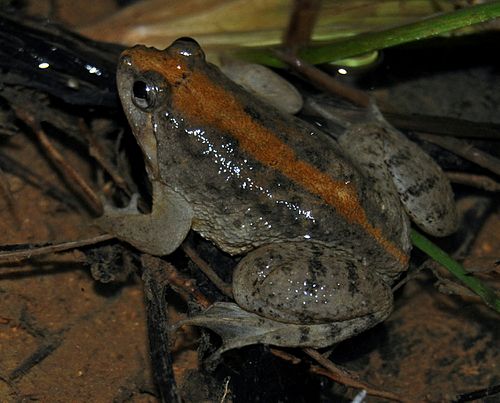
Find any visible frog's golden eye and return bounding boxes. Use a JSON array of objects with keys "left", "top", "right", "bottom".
[
  {"left": 170, "top": 37, "right": 205, "bottom": 61},
  {"left": 132, "top": 79, "right": 157, "bottom": 110}
]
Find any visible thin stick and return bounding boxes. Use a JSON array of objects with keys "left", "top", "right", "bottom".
[
  {"left": 141, "top": 255, "right": 182, "bottom": 403},
  {"left": 276, "top": 50, "right": 370, "bottom": 107},
  {"left": 270, "top": 348, "right": 302, "bottom": 364},
  {"left": 446, "top": 171, "right": 500, "bottom": 192},
  {"left": 0, "top": 234, "right": 114, "bottom": 263},
  {"left": 384, "top": 112, "right": 500, "bottom": 140},
  {"left": 143, "top": 255, "right": 212, "bottom": 309},
  {"left": 0, "top": 151, "right": 79, "bottom": 210},
  {"left": 182, "top": 243, "right": 233, "bottom": 298},
  {"left": 15, "top": 108, "right": 103, "bottom": 215},
  {"left": 282, "top": 0, "right": 322, "bottom": 52},
  {"left": 0, "top": 167, "right": 20, "bottom": 227},
  {"left": 303, "top": 348, "right": 402, "bottom": 401},
  {"left": 80, "top": 120, "right": 132, "bottom": 196},
  {"left": 417, "top": 133, "right": 500, "bottom": 176}
]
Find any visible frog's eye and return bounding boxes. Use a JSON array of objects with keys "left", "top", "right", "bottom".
[
  {"left": 170, "top": 37, "right": 205, "bottom": 61},
  {"left": 132, "top": 79, "right": 157, "bottom": 110},
  {"left": 176, "top": 37, "right": 199, "bottom": 45}
]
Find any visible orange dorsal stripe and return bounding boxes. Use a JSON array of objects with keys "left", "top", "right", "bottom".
[{"left": 130, "top": 51, "right": 409, "bottom": 265}]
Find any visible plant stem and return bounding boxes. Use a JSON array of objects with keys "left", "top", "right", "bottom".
[{"left": 234, "top": 2, "right": 500, "bottom": 67}]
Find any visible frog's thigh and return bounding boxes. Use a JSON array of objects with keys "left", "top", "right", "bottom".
[
  {"left": 96, "top": 181, "right": 193, "bottom": 256},
  {"left": 233, "top": 242, "right": 393, "bottom": 327},
  {"left": 338, "top": 124, "right": 458, "bottom": 236}
]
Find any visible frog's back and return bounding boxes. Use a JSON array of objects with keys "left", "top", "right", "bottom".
[
  {"left": 134, "top": 44, "right": 408, "bottom": 280},
  {"left": 154, "top": 59, "right": 410, "bottom": 277}
]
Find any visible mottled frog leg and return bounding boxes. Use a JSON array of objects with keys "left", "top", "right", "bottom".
[
  {"left": 96, "top": 181, "right": 193, "bottom": 256},
  {"left": 337, "top": 102, "right": 458, "bottom": 237},
  {"left": 178, "top": 242, "right": 394, "bottom": 357},
  {"left": 306, "top": 98, "right": 458, "bottom": 236}
]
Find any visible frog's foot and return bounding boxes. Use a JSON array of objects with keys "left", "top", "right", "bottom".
[
  {"left": 95, "top": 181, "right": 193, "bottom": 256},
  {"left": 176, "top": 302, "right": 387, "bottom": 363}
]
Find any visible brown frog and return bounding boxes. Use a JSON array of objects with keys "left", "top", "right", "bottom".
[{"left": 99, "top": 38, "right": 457, "bottom": 355}]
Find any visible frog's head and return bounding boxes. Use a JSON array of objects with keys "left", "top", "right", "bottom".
[{"left": 116, "top": 38, "right": 206, "bottom": 180}]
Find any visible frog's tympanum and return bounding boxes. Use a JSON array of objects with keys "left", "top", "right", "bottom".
[{"left": 100, "top": 38, "right": 458, "bottom": 356}]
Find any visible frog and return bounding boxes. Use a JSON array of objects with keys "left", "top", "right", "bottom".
[{"left": 98, "top": 38, "right": 458, "bottom": 356}]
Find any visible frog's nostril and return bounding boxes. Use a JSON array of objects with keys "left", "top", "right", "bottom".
[{"left": 132, "top": 80, "right": 155, "bottom": 110}]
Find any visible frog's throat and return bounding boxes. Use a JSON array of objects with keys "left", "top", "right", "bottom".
[{"left": 138, "top": 116, "right": 159, "bottom": 179}]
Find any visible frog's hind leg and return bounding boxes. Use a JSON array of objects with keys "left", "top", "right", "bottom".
[
  {"left": 177, "top": 242, "right": 394, "bottom": 357},
  {"left": 231, "top": 242, "right": 394, "bottom": 347},
  {"left": 95, "top": 181, "right": 193, "bottom": 256},
  {"left": 337, "top": 108, "right": 458, "bottom": 237}
]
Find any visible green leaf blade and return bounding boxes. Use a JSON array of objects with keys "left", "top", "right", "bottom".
[{"left": 411, "top": 229, "right": 500, "bottom": 313}]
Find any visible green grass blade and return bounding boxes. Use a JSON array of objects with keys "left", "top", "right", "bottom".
[
  {"left": 234, "top": 1, "right": 500, "bottom": 67},
  {"left": 411, "top": 229, "right": 500, "bottom": 313}
]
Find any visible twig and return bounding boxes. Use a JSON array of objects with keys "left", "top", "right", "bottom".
[
  {"left": 384, "top": 112, "right": 500, "bottom": 140},
  {"left": 35, "top": 125, "right": 103, "bottom": 214},
  {"left": 271, "top": 347, "right": 401, "bottom": 401},
  {"left": 9, "top": 337, "right": 63, "bottom": 381},
  {"left": 14, "top": 108, "right": 103, "bottom": 215},
  {"left": 276, "top": 50, "right": 370, "bottom": 107},
  {"left": 303, "top": 348, "right": 402, "bottom": 401},
  {"left": 142, "top": 255, "right": 212, "bottom": 309},
  {"left": 0, "top": 151, "right": 80, "bottom": 210},
  {"left": 219, "top": 377, "right": 231, "bottom": 403},
  {"left": 80, "top": 120, "right": 133, "bottom": 196},
  {"left": 182, "top": 243, "right": 233, "bottom": 298},
  {"left": 0, "top": 234, "right": 114, "bottom": 263},
  {"left": 141, "top": 255, "right": 182, "bottom": 403},
  {"left": 0, "top": 166, "right": 20, "bottom": 227},
  {"left": 270, "top": 348, "right": 302, "bottom": 364},
  {"left": 282, "top": 0, "right": 322, "bottom": 52},
  {"left": 446, "top": 171, "right": 500, "bottom": 192},
  {"left": 417, "top": 133, "right": 500, "bottom": 176},
  {"left": 0, "top": 372, "right": 21, "bottom": 400},
  {"left": 452, "top": 383, "right": 500, "bottom": 402}
]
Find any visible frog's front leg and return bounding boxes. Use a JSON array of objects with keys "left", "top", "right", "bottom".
[
  {"left": 96, "top": 180, "right": 193, "bottom": 256},
  {"left": 181, "top": 242, "right": 394, "bottom": 353}
]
